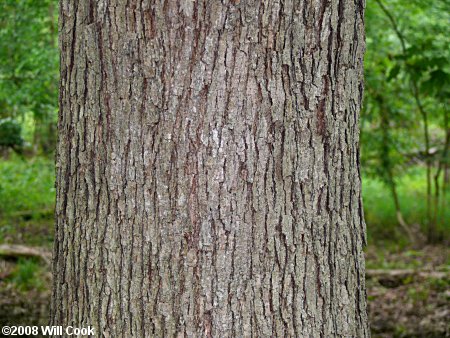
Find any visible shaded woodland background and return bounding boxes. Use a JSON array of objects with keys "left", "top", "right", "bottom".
[{"left": 0, "top": 0, "right": 448, "bottom": 336}]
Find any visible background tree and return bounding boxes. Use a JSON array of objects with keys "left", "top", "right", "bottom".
[{"left": 52, "top": 1, "right": 368, "bottom": 337}]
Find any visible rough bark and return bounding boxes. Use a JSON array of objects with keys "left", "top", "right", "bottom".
[{"left": 53, "top": 0, "right": 368, "bottom": 337}]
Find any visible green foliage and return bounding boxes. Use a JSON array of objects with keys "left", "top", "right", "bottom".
[
  {"left": 362, "top": 0, "right": 449, "bottom": 242},
  {"left": 0, "top": 155, "right": 55, "bottom": 216},
  {"left": 407, "top": 285, "right": 430, "bottom": 304},
  {"left": 0, "top": 0, "right": 58, "bottom": 154},
  {"left": 8, "top": 258, "right": 45, "bottom": 291},
  {"left": 0, "top": 118, "right": 23, "bottom": 148},
  {"left": 362, "top": 171, "right": 450, "bottom": 242},
  {"left": 363, "top": 0, "right": 449, "bottom": 174},
  {"left": 0, "top": 156, "right": 55, "bottom": 247},
  {"left": 426, "top": 276, "right": 450, "bottom": 291},
  {"left": 0, "top": 217, "right": 54, "bottom": 246}
]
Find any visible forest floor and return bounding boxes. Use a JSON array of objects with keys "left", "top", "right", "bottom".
[
  {"left": 0, "top": 218, "right": 449, "bottom": 337},
  {"left": 366, "top": 245, "right": 449, "bottom": 337}
]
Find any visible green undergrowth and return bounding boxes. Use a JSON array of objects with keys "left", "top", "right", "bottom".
[
  {"left": 0, "top": 155, "right": 55, "bottom": 246},
  {"left": 0, "top": 155, "right": 55, "bottom": 215},
  {"left": 362, "top": 169, "right": 450, "bottom": 244},
  {"left": 6, "top": 258, "right": 47, "bottom": 292}
]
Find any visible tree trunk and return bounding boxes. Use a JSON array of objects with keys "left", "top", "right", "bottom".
[{"left": 53, "top": 1, "right": 368, "bottom": 337}]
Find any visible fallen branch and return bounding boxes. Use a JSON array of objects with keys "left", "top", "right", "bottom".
[
  {"left": 9, "top": 208, "right": 54, "bottom": 219},
  {"left": 366, "top": 269, "right": 448, "bottom": 287},
  {"left": 0, "top": 244, "right": 51, "bottom": 265},
  {"left": 367, "top": 269, "right": 447, "bottom": 279}
]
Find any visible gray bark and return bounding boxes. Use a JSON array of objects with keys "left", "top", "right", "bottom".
[{"left": 53, "top": 0, "right": 369, "bottom": 337}]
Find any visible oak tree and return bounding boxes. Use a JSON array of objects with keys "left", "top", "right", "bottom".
[{"left": 53, "top": 0, "right": 369, "bottom": 336}]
